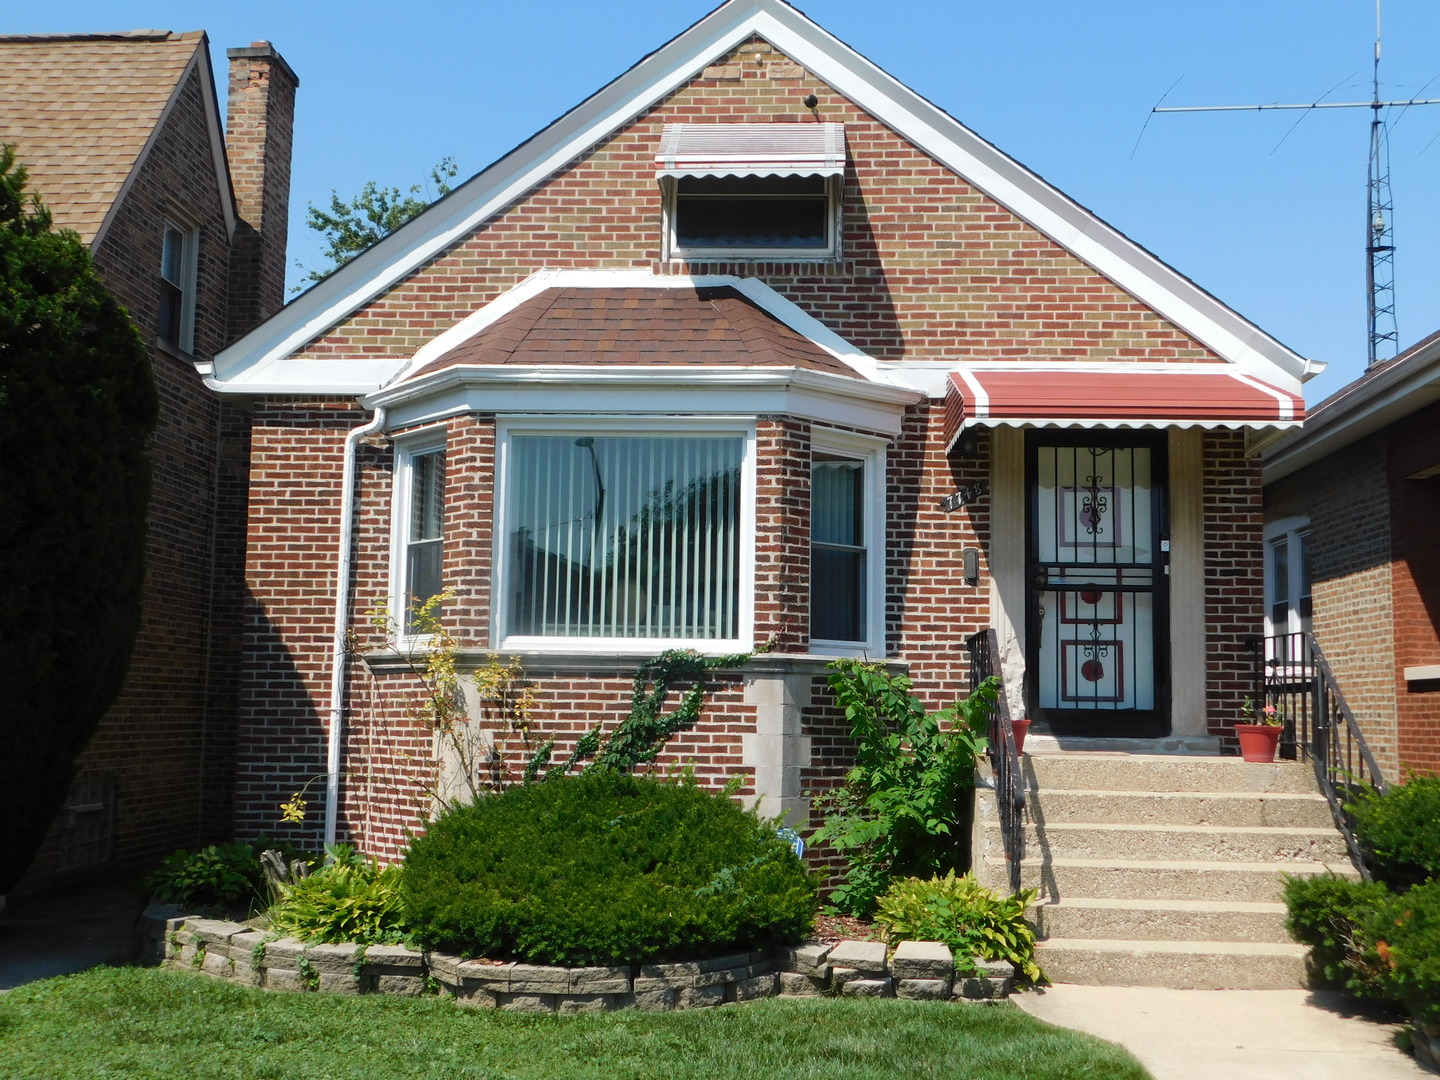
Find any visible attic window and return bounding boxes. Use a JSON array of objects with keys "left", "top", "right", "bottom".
[{"left": 656, "top": 123, "right": 845, "bottom": 260}]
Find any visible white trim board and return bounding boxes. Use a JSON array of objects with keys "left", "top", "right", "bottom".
[{"left": 212, "top": 0, "right": 1312, "bottom": 395}]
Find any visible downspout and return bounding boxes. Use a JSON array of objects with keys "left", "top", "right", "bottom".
[{"left": 324, "top": 404, "right": 388, "bottom": 851}]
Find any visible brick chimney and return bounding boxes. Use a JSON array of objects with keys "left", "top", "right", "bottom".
[{"left": 225, "top": 41, "right": 298, "bottom": 340}]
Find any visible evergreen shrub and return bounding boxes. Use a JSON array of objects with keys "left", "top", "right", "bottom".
[
  {"left": 401, "top": 771, "right": 814, "bottom": 965},
  {"left": 1366, "top": 879, "right": 1440, "bottom": 1026},
  {"left": 1350, "top": 773, "right": 1440, "bottom": 888},
  {"left": 1281, "top": 873, "right": 1393, "bottom": 990}
]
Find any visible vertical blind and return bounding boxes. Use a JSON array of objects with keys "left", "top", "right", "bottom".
[
  {"left": 403, "top": 450, "right": 445, "bottom": 633},
  {"left": 507, "top": 434, "right": 743, "bottom": 640},
  {"left": 811, "top": 455, "right": 865, "bottom": 642}
]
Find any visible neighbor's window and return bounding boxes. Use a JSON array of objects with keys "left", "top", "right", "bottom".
[
  {"left": 157, "top": 223, "right": 197, "bottom": 352},
  {"left": 671, "top": 174, "right": 834, "bottom": 256},
  {"left": 1266, "top": 527, "right": 1312, "bottom": 639},
  {"left": 811, "top": 453, "right": 866, "bottom": 644},
  {"left": 504, "top": 432, "right": 745, "bottom": 643},
  {"left": 401, "top": 448, "right": 445, "bottom": 634}
]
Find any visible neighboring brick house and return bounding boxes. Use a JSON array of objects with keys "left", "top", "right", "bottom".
[
  {"left": 209, "top": 0, "right": 1317, "bottom": 859},
  {"left": 1262, "top": 332, "right": 1440, "bottom": 778},
  {"left": 0, "top": 30, "right": 297, "bottom": 888}
]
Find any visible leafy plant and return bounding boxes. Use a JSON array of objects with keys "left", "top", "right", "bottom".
[
  {"left": 1366, "top": 879, "right": 1440, "bottom": 1026},
  {"left": 1239, "top": 695, "right": 1283, "bottom": 727},
  {"left": 1350, "top": 772, "right": 1440, "bottom": 888},
  {"left": 146, "top": 843, "right": 268, "bottom": 912},
  {"left": 1281, "top": 872, "right": 1393, "bottom": 990},
  {"left": 810, "top": 662, "right": 993, "bottom": 916},
  {"left": 401, "top": 770, "right": 814, "bottom": 966},
  {"left": 524, "top": 648, "right": 756, "bottom": 780},
  {"left": 875, "top": 871, "right": 1042, "bottom": 984},
  {"left": 266, "top": 844, "right": 412, "bottom": 946}
]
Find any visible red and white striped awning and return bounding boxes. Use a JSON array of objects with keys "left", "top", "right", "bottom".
[
  {"left": 943, "top": 368, "right": 1305, "bottom": 451},
  {"left": 655, "top": 123, "right": 847, "bottom": 179}
]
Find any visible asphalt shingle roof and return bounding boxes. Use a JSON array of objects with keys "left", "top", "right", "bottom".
[{"left": 0, "top": 31, "right": 203, "bottom": 244}]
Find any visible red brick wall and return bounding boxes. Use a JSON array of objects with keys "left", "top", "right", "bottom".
[
  {"left": 1203, "top": 432, "right": 1266, "bottom": 742},
  {"left": 22, "top": 66, "right": 244, "bottom": 889}
]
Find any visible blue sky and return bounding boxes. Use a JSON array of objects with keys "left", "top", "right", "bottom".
[{"left": 15, "top": 1, "right": 1440, "bottom": 401}]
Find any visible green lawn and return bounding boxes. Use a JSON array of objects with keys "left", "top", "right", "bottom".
[{"left": 0, "top": 966, "right": 1152, "bottom": 1080}]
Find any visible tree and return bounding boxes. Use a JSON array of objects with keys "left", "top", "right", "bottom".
[
  {"left": 0, "top": 146, "right": 157, "bottom": 892},
  {"left": 295, "top": 158, "right": 458, "bottom": 287}
]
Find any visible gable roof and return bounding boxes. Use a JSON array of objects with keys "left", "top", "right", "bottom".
[
  {"left": 409, "top": 284, "right": 863, "bottom": 380},
  {"left": 0, "top": 30, "right": 235, "bottom": 247},
  {"left": 214, "top": 0, "right": 1314, "bottom": 396}
]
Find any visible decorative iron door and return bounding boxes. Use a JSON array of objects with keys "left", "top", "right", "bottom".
[{"left": 1025, "top": 432, "right": 1169, "bottom": 738}]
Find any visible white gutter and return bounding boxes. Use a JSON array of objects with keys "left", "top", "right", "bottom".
[{"left": 324, "top": 405, "right": 388, "bottom": 850}]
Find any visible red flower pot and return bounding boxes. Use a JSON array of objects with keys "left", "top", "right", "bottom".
[
  {"left": 1234, "top": 723, "right": 1281, "bottom": 763},
  {"left": 1011, "top": 718, "right": 1031, "bottom": 756}
]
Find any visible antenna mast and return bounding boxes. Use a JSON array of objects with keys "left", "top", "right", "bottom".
[{"left": 1155, "top": 0, "right": 1438, "bottom": 369}]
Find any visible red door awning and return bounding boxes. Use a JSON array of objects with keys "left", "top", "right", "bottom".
[{"left": 943, "top": 368, "right": 1304, "bottom": 451}]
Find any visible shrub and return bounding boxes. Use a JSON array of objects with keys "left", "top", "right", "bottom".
[
  {"left": 874, "top": 871, "right": 1041, "bottom": 984},
  {"left": 267, "top": 845, "right": 411, "bottom": 946},
  {"left": 1350, "top": 773, "right": 1440, "bottom": 888},
  {"left": 1281, "top": 872, "right": 1393, "bottom": 991},
  {"left": 810, "top": 661, "right": 992, "bottom": 916},
  {"left": 146, "top": 843, "right": 268, "bottom": 912},
  {"left": 1367, "top": 879, "right": 1440, "bottom": 1026},
  {"left": 402, "top": 771, "right": 814, "bottom": 965}
]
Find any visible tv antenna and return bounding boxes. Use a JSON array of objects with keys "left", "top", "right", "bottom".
[{"left": 1153, "top": 1, "right": 1440, "bottom": 369}]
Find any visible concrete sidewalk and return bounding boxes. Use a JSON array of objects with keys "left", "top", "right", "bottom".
[
  {"left": 0, "top": 883, "right": 147, "bottom": 993},
  {"left": 1013, "top": 983, "right": 1430, "bottom": 1080}
]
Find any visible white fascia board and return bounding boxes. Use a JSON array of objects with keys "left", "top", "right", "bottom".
[
  {"left": 1263, "top": 343, "right": 1440, "bottom": 483},
  {"left": 369, "top": 365, "right": 919, "bottom": 436},
  {"left": 93, "top": 38, "right": 236, "bottom": 251},
  {"left": 212, "top": 0, "right": 1307, "bottom": 395},
  {"left": 205, "top": 358, "right": 399, "bottom": 396}
]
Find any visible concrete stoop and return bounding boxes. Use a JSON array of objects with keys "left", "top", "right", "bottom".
[{"left": 975, "top": 750, "right": 1359, "bottom": 990}]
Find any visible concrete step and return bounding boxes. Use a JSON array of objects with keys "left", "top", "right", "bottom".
[
  {"left": 1034, "top": 937, "right": 1310, "bottom": 990},
  {"left": 991, "top": 856, "right": 1358, "bottom": 903},
  {"left": 1032, "top": 897, "right": 1290, "bottom": 943},
  {"left": 1001, "top": 820, "right": 1350, "bottom": 863},
  {"left": 1025, "top": 789, "right": 1333, "bottom": 829},
  {"left": 1020, "top": 754, "right": 1320, "bottom": 795}
]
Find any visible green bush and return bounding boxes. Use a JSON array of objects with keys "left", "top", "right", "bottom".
[
  {"left": 146, "top": 843, "right": 268, "bottom": 912},
  {"left": 402, "top": 771, "right": 814, "bottom": 965},
  {"left": 1350, "top": 773, "right": 1440, "bottom": 888},
  {"left": 874, "top": 871, "right": 1041, "bottom": 984},
  {"left": 810, "top": 661, "right": 992, "bottom": 916},
  {"left": 1366, "top": 879, "right": 1440, "bottom": 1026},
  {"left": 267, "top": 845, "right": 411, "bottom": 946},
  {"left": 1281, "top": 873, "right": 1393, "bottom": 990}
]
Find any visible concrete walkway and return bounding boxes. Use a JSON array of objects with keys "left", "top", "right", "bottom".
[
  {"left": 0, "top": 883, "right": 146, "bottom": 993},
  {"left": 1014, "top": 983, "right": 1430, "bottom": 1080}
]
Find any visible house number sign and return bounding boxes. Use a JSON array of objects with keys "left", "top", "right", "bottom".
[{"left": 939, "top": 479, "right": 989, "bottom": 512}]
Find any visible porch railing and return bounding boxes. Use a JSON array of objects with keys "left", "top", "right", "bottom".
[
  {"left": 1258, "top": 632, "right": 1389, "bottom": 881},
  {"left": 966, "top": 629, "right": 1026, "bottom": 895}
]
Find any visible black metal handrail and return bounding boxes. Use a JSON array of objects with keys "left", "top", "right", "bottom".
[
  {"left": 967, "top": 629, "right": 1026, "bottom": 895},
  {"left": 1260, "top": 632, "right": 1389, "bottom": 881}
]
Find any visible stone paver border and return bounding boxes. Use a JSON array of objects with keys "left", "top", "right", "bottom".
[{"left": 141, "top": 906, "right": 1015, "bottom": 1012}]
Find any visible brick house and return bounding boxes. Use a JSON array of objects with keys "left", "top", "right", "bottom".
[
  {"left": 209, "top": 0, "right": 1316, "bottom": 861},
  {"left": 1262, "top": 332, "right": 1440, "bottom": 778},
  {"left": 0, "top": 31, "right": 297, "bottom": 888}
]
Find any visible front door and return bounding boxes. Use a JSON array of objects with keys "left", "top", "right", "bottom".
[{"left": 1025, "top": 432, "right": 1170, "bottom": 737}]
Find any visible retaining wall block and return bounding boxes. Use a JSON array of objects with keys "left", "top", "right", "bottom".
[
  {"left": 201, "top": 950, "right": 235, "bottom": 979},
  {"left": 318, "top": 972, "right": 362, "bottom": 995},
  {"left": 304, "top": 943, "right": 360, "bottom": 974},
  {"left": 373, "top": 974, "right": 425, "bottom": 996},
  {"left": 746, "top": 957, "right": 776, "bottom": 977},
  {"left": 557, "top": 994, "right": 619, "bottom": 1014},
  {"left": 777, "top": 943, "right": 831, "bottom": 976},
  {"left": 263, "top": 938, "right": 305, "bottom": 966},
  {"left": 568, "top": 966, "right": 632, "bottom": 994},
  {"left": 677, "top": 984, "right": 727, "bottom": 1009},
  {"left": 1412, "top": 1019, "right": 1439, "bottom": 1073},
  {"left": 735, "top": 972, "right": 779, "bottom": 1002},
  {"left": 424, "top": 951, "right": 465, "bottom": 985},
  {"left": 827, "top": 939, "right": 887, "bottom": 975},
  {"left": 265, "top": 968, "right": 308, "bottom": 993},
  {"left": 186, "top": 918, "right": 246, "bottom": 946},
  {"left": 625, "top": 988, "right": 678, "bottom": 1011},
  {"left": 897, "top": 978, "right": 952, "bottom": 1001},
  {"left": 891, "top": 941, "right": 954, "bottom": 980},
  {"left": 957, "top": 975, "right": 1010, "bottom": 1000},
  {"left": 457, "top": 960, "right": 514, "bottom": 993},
  {"left": 507, "top": 964, "right": 570, "bottom": 995},
  {"left": 499, "top": 993, "right": 557, "bottom": 1013},
  {"left": 777, "top": 971, "right": 828, "bottom": 996},
  {"left": 840, "top": 977, "right": 894, "bottom": 998},
  {"left": 452, "top": 986, "right": 499, "bottom": 1009},
  {"left": 363, "top": 944, "right": 424, "bottom": 971},
  {"left": 694, "top": 965, "right": 748, "bottom": 988},
  {"left": 829, "top": 966, "right": 861, "bottom": 989}
]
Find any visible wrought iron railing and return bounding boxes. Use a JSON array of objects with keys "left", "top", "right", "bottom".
[
  {"left": 967, "top": 629, "right": 1026, "bottom": 895},
  {"left": 1259, "top": 632, "right": 1389, "bottom": 880}
]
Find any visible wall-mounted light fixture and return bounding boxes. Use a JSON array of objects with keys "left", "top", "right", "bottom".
[{"left": 963, "top": 547, "right": 981, "bottom": 585}]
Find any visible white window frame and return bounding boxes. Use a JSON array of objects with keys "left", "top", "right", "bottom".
[
  {"left": 1264, "top": 516, "right": 1312, "bottom": 640},
  {"left": 157, "top": 217, "right": 198, "bottom": 353},
  {"left": 661, "top": 174, "right": 842, "bottom": 262},
  {"left": 493, "top": 416, "right": 757, "bottom": 654},
  {"left": 389, "top": 432, "right": 447, "bottom": 648},
  {"left": 809, "top": 426, "right": 886, "bottom": 658}
]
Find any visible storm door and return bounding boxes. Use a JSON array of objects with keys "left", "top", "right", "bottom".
[{"left": 1025, "top": 433, "right": 1170, "bottom": 737}]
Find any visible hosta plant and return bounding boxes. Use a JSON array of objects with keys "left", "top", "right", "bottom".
[
  {"left": 266, "top": 844, "right": 412, "bottom": 946},
  {"left": 875, "top": 870, "right": 1042, "bottom": 984}
]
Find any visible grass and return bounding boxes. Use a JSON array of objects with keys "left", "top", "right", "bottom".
[{"left": 0, "top": 966, "right": 1150, "bottom": 1080}]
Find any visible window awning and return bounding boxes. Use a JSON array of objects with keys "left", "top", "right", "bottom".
[
  {"left": 943, "top": 368, "right": 1305, "bottom": 451},
  {"left": 655, "top": 122, "right": 846, "bottom": 179}
]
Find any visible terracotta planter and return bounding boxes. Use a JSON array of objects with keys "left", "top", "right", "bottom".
[
  {"left": 1011, "top": 718, "right": 1031, "bottom": 755},
  {"left": 1234, "top": 723, "right": 1282, "bottom": 763}
]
